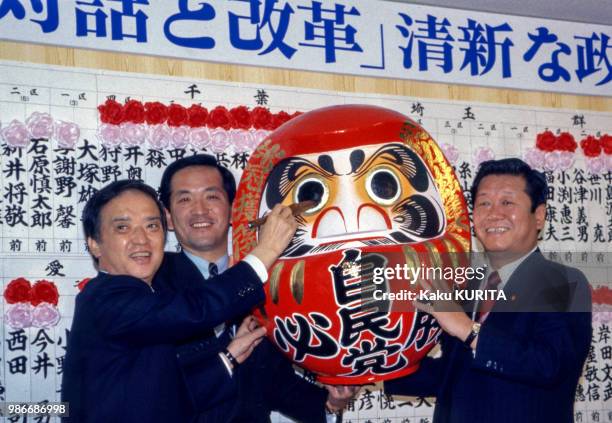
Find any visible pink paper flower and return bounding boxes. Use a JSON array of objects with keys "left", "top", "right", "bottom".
[
  {"left": 543, "top": 151, "right": 561, "bottom": 171},
  {"left": 170, "top": 126, "right": 190, "bottom": 148},
  {"left": 1, "top": 119, "right": 29, "bottom": 148},
  {"left": 606, "top": 154, "right": 612, "bottom": 172},
  {"left": 97, "top": 124, "right": 122, "bottom": 147},
  {"left": 147, "top": 124, "right": 170, "bottom": 149},
  {"left": 121, "top": 123, "right": 146, "bottom": 146},
  {"left": 440, "top": 143, "right": 460, "bottom": 165},
  {"left": 472, "top": 146, "right": 495, "bottom": 168},
  {"left": 249, "top": 129, "right": 269, "bottom": 149},
  {"left": 54, "top": 120, "right": 80, "bottom": 148},
  {"left": 31, "top": 303, "right": 61, "bottom": 329},
  {"left": 190, "top": 127, "right": 211, "bottom": 150},
  {"left": 230, "top": 129, "right": 253, "bottom": 152},
  {"left": 556, "top": 151, "right": 575, "bottom": 171},
  {"left": 523, "top": 148, "right": 545, "bottom": 170},
  {"left": 585, "top": 156, "right": 605, "bottom": 175},
  {"left": 592, "top": 304, "right": 612, "bottom": 324},
  {"left": 210, "top": 128, "right": 230, "bottom": 153},
  {"left": 4, "top": 303, "right": 33, "bottom": 329},
  {"left": 26, "top": 112, "right": 54, "bottom": 138}
]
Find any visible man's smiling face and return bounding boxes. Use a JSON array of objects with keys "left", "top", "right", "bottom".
[
  {"left": 88, "top": 189, "right": 165, "bottom": 284},
  {"left": 473, "top": 174, "right": 545, "bottom": 261},
  {"left": 167, "top": 165, "right": 231, "bottom": 261}
]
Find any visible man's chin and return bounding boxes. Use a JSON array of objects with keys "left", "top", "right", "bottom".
[{"left": 184, "top": 239, "right": 226, "bottom": 254}]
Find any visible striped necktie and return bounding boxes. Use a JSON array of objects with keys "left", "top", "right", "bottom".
[{"left": 478, "top": 270, "right": 501, "bottom": 323}]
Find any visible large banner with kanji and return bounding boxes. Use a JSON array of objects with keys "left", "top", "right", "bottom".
[
  {"left": 0, "top": 60, "right": 611, "bottom": 422},
  {"left": 0, "top": 1, "right": 610, "bottom": 96}
]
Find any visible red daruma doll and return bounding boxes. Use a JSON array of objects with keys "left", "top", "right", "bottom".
[{"left": 232, "top": 105, "right": 470, "bottom": 384}]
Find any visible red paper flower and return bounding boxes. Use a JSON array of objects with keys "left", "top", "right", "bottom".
[
  {"left": 271, "top": 111, "right": 291, "bottom": 130},
  {"left": 98, "top": 99, "right": 124, "bottom": 125},
  {"left": 600, "top": 134, "right": 612, "bottom": 155},
  {"left": 76, "top": 277, "right": 92, "bottom": 292},
  {"left": 187, "top": 104, "right": 209, "bottom": 128},
  {"left": 4, "top": 277, "right": 32, "bottom": 304},
  {"left": 123, "top": 100, "right": 146, "bottom": 124},
  {"left": 167, "top": 103, "right": 188, "bottom": 127},
  {"left": 208, "top": 106, "right": 232, "bottom": 130},
  {"left": 535, "top": 131, "right": 556, "bottom": 152},
  {"left": 31, "top": 280, "right": 59, "bottom": 306},
  {"left": 555, "top": 132, "right": 577, "bottom": 152},
  {"left": 251, "top": 106, "right": 273, "bottom": 130},
  {"left": 144, "top": 101, "right": 168, "bottom": 125},
  {"left": 230, "top": 106, "right": 252, "bottom": 129},
  {"left": 580, "top": 135, "right": 602, "bottom": 157},
  {"left": 592, "top": 286, "right": 612, "bottom": 305}
]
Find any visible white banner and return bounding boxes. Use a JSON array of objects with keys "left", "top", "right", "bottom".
[{"left": 0, "top": 0, "right": 611, "bottom": 96}]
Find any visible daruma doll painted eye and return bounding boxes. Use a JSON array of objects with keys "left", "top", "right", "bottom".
[{"left": 232, "top": 104, "right": 470, "bottom": 384}]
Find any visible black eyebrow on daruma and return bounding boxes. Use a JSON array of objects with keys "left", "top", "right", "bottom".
[
  {"left": 354, "top": 143, "right": 430, "bottom": 192},
  {"left": 265, "top": 158, "right": 332, "bottom": 207}
]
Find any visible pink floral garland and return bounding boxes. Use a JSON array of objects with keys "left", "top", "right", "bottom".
[
  {"left": 96, "top": 100, "right": 302, "bottom": 152},
  {"left": 0, "top": 112, "right": 80, "bottom": 149}
]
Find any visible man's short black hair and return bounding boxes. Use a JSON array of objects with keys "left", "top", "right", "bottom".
[
  {"left": 470, "top": 158, "right": 548, "bottom": 212},
  {"left": 82, "top": 180, "right": 168, "bottom": 246},
  {"left": 159, "top": 154, "right": 236, "bottom": 209}
]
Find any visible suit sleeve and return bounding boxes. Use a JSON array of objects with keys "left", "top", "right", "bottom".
[
  {"left": 90, "top": 262, "right": 264, "bottom": 345},
  {"left": 259, "top": 342, "right": 328, "bottom": 423},
  {"left": 384, "top": 335, "right": 451, "bottom": 398},
  {"left": 174, "top": 339, "right": 238, "bottom": 412},
  {"left": 472, "top": 310, "right": 592, "bottom": 386}
]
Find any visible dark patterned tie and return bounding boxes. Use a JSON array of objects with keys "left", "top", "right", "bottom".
[
  {"left": 208, "top": 262, "right": 228, "bottom": 337},
  {"left": 478, "top": 270, "right": 502, "bottom": 323},
  {"left": 209, "top": 262, "right": 218, "bottom": 278}
]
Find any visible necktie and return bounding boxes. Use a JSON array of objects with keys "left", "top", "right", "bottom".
[
  {"left": 478, "top": 271, "right": 501, "bottom": 323},
  {"left": 207, "top": 262, "right": 226, "bottom": 337},
  {"left": 209, "top": 262, "right": 218, "bottom": 278}
]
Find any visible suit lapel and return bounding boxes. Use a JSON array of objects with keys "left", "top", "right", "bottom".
[{"left": 491, "top": 249, "right": 543, "bottom": 313}]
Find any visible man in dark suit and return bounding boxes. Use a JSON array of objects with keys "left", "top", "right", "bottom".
[
  {"left": 62, "top": 180, "right": 298, "bottom": 422},
  {"left": 154, "top": 154, "right": 358, "bottom": 422},
  {"left": 384, "top": 158, "right": 592, "bottom": 423}
]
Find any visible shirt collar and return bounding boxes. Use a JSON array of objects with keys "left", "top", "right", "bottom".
[{"left": 183, "top": 250, "right": 229, "bottom": 279}]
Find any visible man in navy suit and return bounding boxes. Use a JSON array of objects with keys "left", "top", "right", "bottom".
[
  {"left": 154, "top": 154, "right": 359, "bottom": 422},
  {"left": 384, "top": 158, "right": 592, "bottom": 423},
  {"left": 62, "top": 179, "right": 299, "bottom": 422}
]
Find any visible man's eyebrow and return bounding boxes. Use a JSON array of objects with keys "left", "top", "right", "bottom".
[
  {"left": 111, "top": 216, "right": 131, "bottom": 222},
  {"left": 476, "top": 189, "right": 517, "bottom": 196},
  {"left": 173, "top": 186, "right": 223, "bottom": 195}
]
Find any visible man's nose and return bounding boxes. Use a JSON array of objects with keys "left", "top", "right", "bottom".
[
  {"left": 487, "top": 201, "right": 504, "bottom": 219},
  {"left": 131, "top": 226, "right": 148, "bottom": 243},
  {"left": 192, "top": 197, "right": 211, "bottom": 214}
]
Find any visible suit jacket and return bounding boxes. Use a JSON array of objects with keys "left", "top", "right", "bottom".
[
  {"left": 384, "top": 250, "right": 592, "bottom": 423},
  {"left": 62, "top": 261, "right": 264, "bottom": 423},
  {"left": 154, "top": 252, "right": 329, "bottom": 423}
]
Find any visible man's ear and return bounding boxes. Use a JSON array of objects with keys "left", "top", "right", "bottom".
[
  {"left": 535, "top": 203, "right": 546, "bottom": 231},
  {"left": 87, "top": 237, "right": 101, "bottom": 259},
  {"left": 165, "top": 208, "right": 174, "bottom": 231}
]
